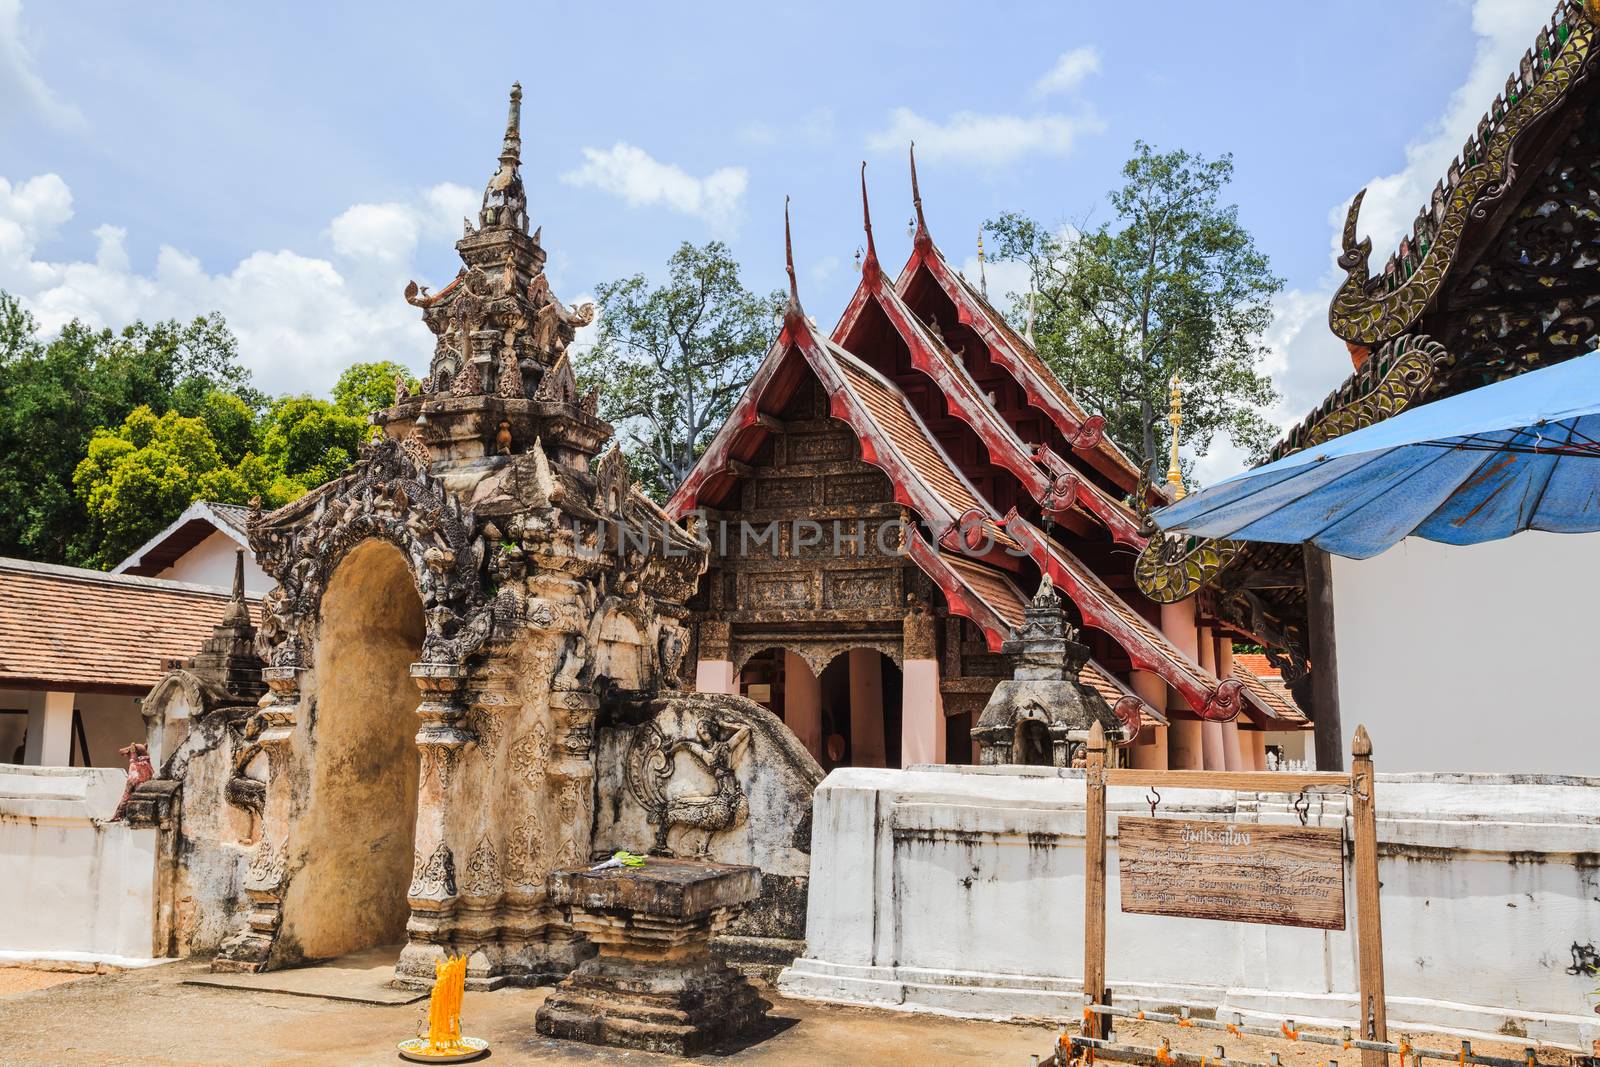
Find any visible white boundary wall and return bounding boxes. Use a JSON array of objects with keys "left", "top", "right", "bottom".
[
  {"left": 0, "top": 765, "right": 157, "bottom": 963},
  {"left": 779, "top": 765, "right": 1600, "bottom": 1048},
  {"left": 1331, "top": 532, "right": 1600, "bottom": 775}
]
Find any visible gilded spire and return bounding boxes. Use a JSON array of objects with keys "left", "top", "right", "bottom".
[
  {"left": 1166, "top": 376, "right": 1185, "bottom": 500},
  {"left": 909, "top": 142, "right": 930, "bottom": 249},
  {"left": 859, "top": 161, "right": 879, "bottom": 279}
]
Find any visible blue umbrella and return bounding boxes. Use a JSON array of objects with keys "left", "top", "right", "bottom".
[{"left": 1154, "top": 351, "right": 1600, "bottom": 559}]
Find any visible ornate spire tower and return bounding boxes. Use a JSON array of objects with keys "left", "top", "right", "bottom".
[{"left": 388, "top": 84, "right": 603, "bottom": 469}]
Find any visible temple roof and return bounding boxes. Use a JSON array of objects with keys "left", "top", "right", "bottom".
[
  {"left": 672, "top": 203, "right": 1286, "bottom": 724},
  {"left": 0, "top": 557, "right": 261, "bottom": 694}
]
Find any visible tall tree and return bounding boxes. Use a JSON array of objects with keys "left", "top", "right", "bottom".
[
  {"left": 576, "top": 242, "right": 781, "bottom": 499},
  {"left": 987, "top": 142, "right": 1283, "bottom": 478},
  {"left": 332, "top": 360, "right": 419, "bottom": 418},
  {"left": 0, "top": 296, "right": 254, "bottom": 564}
]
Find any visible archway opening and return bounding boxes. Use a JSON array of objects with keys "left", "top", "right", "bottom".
[
  {"left": 818, "top": 650, "right": 901, "bottom": 770},
  {"left": 280, "top": 539, "right": 424, "bottom": 963},
  {"left": 1014, "top": 718, "right": 1052, "bottom": 767}
]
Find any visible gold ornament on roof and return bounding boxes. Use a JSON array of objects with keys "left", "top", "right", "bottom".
[{"left": 1166, "top": 376, "right": 1185, "bottom": 500}]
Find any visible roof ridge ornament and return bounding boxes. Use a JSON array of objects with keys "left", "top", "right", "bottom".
[
  {"left": 859, "top": 161, "right": 879, "bottom": 281},
  {"left": 909, "top": 142, "right": 931, "bottom": 251},
  {"left": 782, "top": 196, "right": 805, "bottom": 331}
]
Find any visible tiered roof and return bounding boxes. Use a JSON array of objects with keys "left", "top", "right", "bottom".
[{"left": 671, "top": 174, "right": 1297, "bottom": 728}]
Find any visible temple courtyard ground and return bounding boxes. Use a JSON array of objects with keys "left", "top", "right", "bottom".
[
  {"left": 0, "top": 959, "right": 1581, "bottom": 1067},
  {"left": 0, "top": 958, "right": 1061, "bottom": 1066}
]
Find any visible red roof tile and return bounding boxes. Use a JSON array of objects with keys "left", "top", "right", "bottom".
[{"left": 0, "top": 558, "right": 260, "bottom": 693}]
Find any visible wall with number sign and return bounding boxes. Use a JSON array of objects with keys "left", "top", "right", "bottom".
[{"left": 779, "top": 764, "right": 1600, "bottom": 1049}]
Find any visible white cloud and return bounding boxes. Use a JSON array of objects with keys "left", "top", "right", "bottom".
[
  {"left": 1188, "top": 0, "right": 1550, "bottom": 487},
  {"left": 1033, "top": 47, "right": 1101, "bottom": 98},
  {"left": 867, "top": 107, "right": 1106, "bottom": 169},
  {"left": 561, "top": 143, "right": 748, "bottom": 233},
  {"left": 0, "top": 173, "right": 490, "bottom": 397},
  {"left": 1333, "top": 0, "right": 1549, "bottom": 262},
  {"left": 0, "top": 0, "right": 85, "bottom": 131}
]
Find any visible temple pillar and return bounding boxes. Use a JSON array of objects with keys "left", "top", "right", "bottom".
[
  {"left": 847, "top": 649, "right": 886, "bottom": 768},
  {"left": 1245, "top": 728, "right": 1267, "bottom": 770},
  {"left": 783, "top": 650, "right": 822, "bottom": 761},
  {"left": 1221, "top": 721, "right": 1246, "bottom": 771},
  {"left": 1128, "top": 670, "right": 1168, "bottom": 771},
  {"left": 694, "top": 620, "right": 735, "bottom": 695},
  {"left": 695, "top": 660, "right": 736, "bottom": 695},
  {"left": 397, "top": 663, "right": 473, "bottom": 988},
  {"left": 901, "top": 611, "right": 943, "bottom": 767},
  {"left": 23, "top": 691, "right": 74, "bottom": 766},
  {"left": 1168, "top": 716, "right": 1204, "bottom": 770},
  {"left": 1159, "top": 600, "right": 1198, "bottom": 660}
]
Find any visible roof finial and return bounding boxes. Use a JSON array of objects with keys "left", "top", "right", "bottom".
[
  {"left": 977, "top": 226, "right": 988, "bottom": 298},
  {"left": 502, "top": 81, "right": 523, "bottom": 165},
  {"left": 223, "top": 548, "right": 250, "bottom": 626},
  {"left": 782, "top": 196, "right": 805, "bottom": 331},
  {"left": 909, "top": 142, "right": 930, "bottom": 249},
  {"left": 1166, "top": 375, "right": 1186, "bottom": 500},
  {"left": 1023, "top": 286, "right": 1037, "bottom": 346},
  {"left": 860, "top": 161, "right": 879, "bottom": 279}
]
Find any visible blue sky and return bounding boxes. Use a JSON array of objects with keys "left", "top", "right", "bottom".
[{"left": 0, "top": 0, "right": 1557, "bottom": 477}]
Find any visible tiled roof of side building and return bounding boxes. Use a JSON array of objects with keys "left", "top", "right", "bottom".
[{"left": 0, "top": 557, "right": 261, "bottom": 693}]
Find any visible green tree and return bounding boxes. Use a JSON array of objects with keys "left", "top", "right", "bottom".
[
  {"left": 259, "top": 395, "right": 368, "bottom": 488},
  {"left": 575, "top": 241, "right": 781, "bottom": 499},
  {"left": 0, "top": 297, "right": 255, "bottom": 563},
  {"left": 987, "top": 142, "right": 1282, "bottom": 477},
  {"left": 332, "top": 360, "right": 418, "bottom": 418},
  {"left": 73, "top": 407, "right": 228, "bottom": 566}
]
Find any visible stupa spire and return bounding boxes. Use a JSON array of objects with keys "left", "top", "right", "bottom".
[{"left": 479, "top": 82, "right": 529, "bottom": 232}]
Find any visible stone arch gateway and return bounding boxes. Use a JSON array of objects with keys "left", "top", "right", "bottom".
[{"left": 134, "top": 85, "right": 824, "bottom": 989}]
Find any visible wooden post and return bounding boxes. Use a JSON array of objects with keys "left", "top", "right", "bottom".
[
  {"left": 1083, "top": 720, "right": 1108, "bottom": 1039},
  {"left": 1350, "top": 725, "right": 1387, "bottom": 1067},
  {"left": 1304, "top": 545, "right": 1344, "bottom": 771}
]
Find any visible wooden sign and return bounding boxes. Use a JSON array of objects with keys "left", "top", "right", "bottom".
[{"left": 1117, "top": 816, "right": 1346, "bottom": 930}]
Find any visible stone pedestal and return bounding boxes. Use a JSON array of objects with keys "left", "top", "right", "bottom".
[{"left": 535, "top": 858, "right": 768, "bottom": 1056}]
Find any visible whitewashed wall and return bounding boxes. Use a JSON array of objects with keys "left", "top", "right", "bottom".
[
  {"left": 0, "top": 765, "right": 157, "bottom": 963},
  {"left": 780, "top": 765, "right": 1600, "bottom": 1049},
  {"left": 155, "top": 528, "right": 271, "bottom": 593},
  {"left": 1331, "top": 532, "right": 1600, "bottom": 774}
]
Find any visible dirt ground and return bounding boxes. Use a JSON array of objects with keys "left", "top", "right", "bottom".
[
  {"left": 0, "top": 965, "right": 96, "bottom": 997},
  {"left": 1090, "top": 1017, "right": 1581, "bottom": 1067},
  {"left": 0, "top": 960, "right": 1063, "bottom": 1067}
]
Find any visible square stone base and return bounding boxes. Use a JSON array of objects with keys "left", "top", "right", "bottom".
[{"left": 534, "top": 955, "right": 769, "bottom": 1056}]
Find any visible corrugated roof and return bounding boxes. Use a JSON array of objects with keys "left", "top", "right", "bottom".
[{"left": 0, "top": 558, "right": 260, "bottom": 693}]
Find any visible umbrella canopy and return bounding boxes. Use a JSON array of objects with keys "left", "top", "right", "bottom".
[{"left": 1154, "top": 351, "right": 1600, "bottom": 559}]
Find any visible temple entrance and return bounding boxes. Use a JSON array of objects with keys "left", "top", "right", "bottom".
[
  {"left": 738, "top": 648, "right": 901, "bottom": 770},
  {"left": 277, "top": 539, "right": 424, "bottom": 963}
]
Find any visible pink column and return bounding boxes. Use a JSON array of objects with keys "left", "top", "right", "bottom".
[
  {"left": 847, "top": 649, "right": 887, "bottom": 767},
  {"left": 1128, "top": 670, "right": 1169, "bottom": 771},
  {"left": 901, "top": 661, "right": 944, "bottom": 767},
  {"left": 1221, "top": 721, "right": 1246, "bottom": 771},
  {"left": 1159, "top": 600, "right": 1199, "bottom": 659},
  {"left": 901, "top": 613, "right": 944, "bottom": 767},
  {"left": 783, "top": 650, "right": 823, "bottom": 761},
  {"left": 1244, "top": 729, "right": 1268, "bottom": 770},
  {"left": 1195, "top": 626, "right": 1226, "bottom": 770},
  {"left": 1168, "top": 717, "right": 1204, "bottom": 770},
  {"left": 694, "top": 659, "right": 736, "bottom": 695}
]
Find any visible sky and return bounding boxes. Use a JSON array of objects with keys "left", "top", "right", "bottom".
[{"left": 0, "top": 0, "right": 1558, "bottom": 480}]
